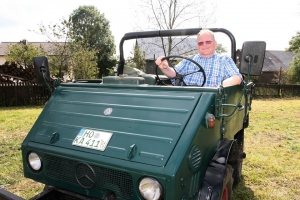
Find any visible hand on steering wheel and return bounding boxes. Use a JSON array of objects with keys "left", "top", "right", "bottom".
[{"left": 155, "top": 55, "right": 206, "bottom": 86}]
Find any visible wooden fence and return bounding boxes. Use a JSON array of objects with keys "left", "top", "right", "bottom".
[
  {"left": 254, "top": 84, "right": 300, "bottom": 98},
  {"left": 0, "top": 82, "right": 51, "bottom": 106},
  {"left": 0, "top": 83, "right": 299, "bottom": 107}
]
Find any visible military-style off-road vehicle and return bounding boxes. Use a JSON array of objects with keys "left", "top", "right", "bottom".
[{"left": 0, "top": 28, "right": 266, "bottom": 200}]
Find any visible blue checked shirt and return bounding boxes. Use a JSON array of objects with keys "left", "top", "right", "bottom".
[{"left": 171, "top": 53, "right": 243, "bottom": 87}]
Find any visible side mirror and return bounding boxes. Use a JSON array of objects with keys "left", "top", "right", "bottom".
[
  {"left": 33, "top": 56, "right": 50, "bottom": 84},
  {"left": 238, "top": 41, "right": 266, "bottom": 76}
]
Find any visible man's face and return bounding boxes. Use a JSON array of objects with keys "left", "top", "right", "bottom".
[{"left": 197, "top": 33, "right": 217, "bottom": 57}]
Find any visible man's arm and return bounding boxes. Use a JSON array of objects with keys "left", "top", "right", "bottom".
[
  {"left": 222, "top": 75, "right": 242, "bottom": 87},
  {"left": 222, "top": 56, "right": 243, "bottom": 87}
]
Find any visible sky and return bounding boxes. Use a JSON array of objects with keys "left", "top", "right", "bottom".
[{"left": 1, "top": 0, "right": 300, "bottom": 57}]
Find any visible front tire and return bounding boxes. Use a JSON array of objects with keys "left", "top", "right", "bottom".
[
  {"left": 221, "top": 165, "right": 233, "bottom": 200},
  {"left": 228, "top": 130, "right": 245, "bottom": 184}
]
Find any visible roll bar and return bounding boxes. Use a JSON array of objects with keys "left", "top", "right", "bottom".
[{"left": 118, "top": 28, "right": 236, "bottom": 75}]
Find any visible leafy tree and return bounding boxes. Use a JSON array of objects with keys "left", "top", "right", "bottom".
[
  {"left": 69, "top": 6, "right": 117, "bottom": 78},
  {"left": 37, "top": 19, "right": 76, "bottom": 77},
  {"left": 72, "top": 42, "right": 98, "bottom": 79},
  {"left": 286, "top": 56, "right": 300, "bottom": 84},
  {"left": 286, "top": 31, "right": 300, "bottom": 84},
  {"left": 5, "top": 40, "right": 46, "bottom": 68},
  {"left": 216, "top": 44, "right": 227, "bottom": 54},
  {"left": 37, "top": 18, "right": 98, "bottom": 79},
  {"left": 287, "top": 32, "right": 300, "bottom": 53},
  {"left": 126, "top": 42, "right": 146, "bottom": 72}
]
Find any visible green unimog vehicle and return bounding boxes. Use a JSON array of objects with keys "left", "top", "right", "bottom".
[{"left": 0, "top": 28, "right": 266, "bottom": 200}]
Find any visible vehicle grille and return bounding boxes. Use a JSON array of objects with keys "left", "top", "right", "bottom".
[{"left": 44, "top": 154, "right": 133, "bottom": 199}]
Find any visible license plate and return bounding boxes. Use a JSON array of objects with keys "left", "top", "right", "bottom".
[{"left": 72, "top": 129, "right": 113, "bottom": 151}]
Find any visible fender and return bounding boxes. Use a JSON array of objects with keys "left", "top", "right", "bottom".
[{"left": 198, "top": 138, "right": 234, "bottom": 200}]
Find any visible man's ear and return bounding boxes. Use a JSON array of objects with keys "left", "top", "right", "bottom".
[{"left": 214, "top": 40, "right": 218, "bottom": 48}]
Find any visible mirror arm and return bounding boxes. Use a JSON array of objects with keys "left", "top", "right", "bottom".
[{"left": 244, "top": 55, "right": 253, "bottom": 85}]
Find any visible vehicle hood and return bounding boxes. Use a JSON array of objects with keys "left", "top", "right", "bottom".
[{"left": 25, "top": 84, "right": 213, "bottom": 167}]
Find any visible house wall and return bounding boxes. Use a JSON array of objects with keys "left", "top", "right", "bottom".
[
  {"left": 0, "top": 56, "right": 6, "bottom": 65},
  {"left": 257, "top": 72, "right": 276, "bottom": 84}
]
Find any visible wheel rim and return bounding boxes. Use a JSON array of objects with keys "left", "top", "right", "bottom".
[{"left": 222, "top": 186, "right": 229, "bottom": 200}]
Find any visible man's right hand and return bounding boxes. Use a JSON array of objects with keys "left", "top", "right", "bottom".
[
  {"left": 155, "top": 56, "right": 176, "bottom": 78},
  {"left": 155, "top": 56, "right": 169, "bottom": 69}
]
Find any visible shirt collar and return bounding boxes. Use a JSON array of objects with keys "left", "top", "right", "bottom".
[{"left": 198, "top": 53, "right": 216, "bottom": 59}]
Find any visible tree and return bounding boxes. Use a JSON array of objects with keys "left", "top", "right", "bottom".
[
  {"left": 286, "top": 56, "right": 300, "bottom": 84},
  {"left": 216, "top": 43, "right": 227, "bottom": 54},
  {"left": 37, "top": 18, "right": 98, "bottom": 79},
  {"left": 134, "top": 0, "right": 216, "bottom": 56},
  {"left": 137, "top": 0, "right": 216, "bottom": 31},
  {"left": 5, "top": 40, "right": 46, "bottom": 68},
  {"left": 69, "top": 6, "right": 117, "bottom": 78},
  {"left": 286, "top": 31, "right": 300, "bottom": 84},
  {"left": 287, "top": 31, "right": 300, "bottom": 54},
  {"left": 126, "top": 42, "right": 146, "bottom": 72},
  {"left": 37, "top": 19, "right": 76, "bottom": 77},
  {"left": 72, "top": 42, "right": 98, "bottom": 79}
]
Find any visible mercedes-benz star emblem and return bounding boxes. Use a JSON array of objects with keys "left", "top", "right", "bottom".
[{"left": 75, "top": 162, "right": 97, "bottom": 189}]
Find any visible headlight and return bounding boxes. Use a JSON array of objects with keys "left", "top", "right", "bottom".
[
  {"left": 28, "top": 152, "right": 42, "bottom": 171},
  {"left": 139, "top": 177, "right": 162, "bottom": 200}
]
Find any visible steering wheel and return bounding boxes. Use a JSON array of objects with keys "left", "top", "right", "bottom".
[{"left": 155, "top": 55, "right": 206, "bottom": 86}]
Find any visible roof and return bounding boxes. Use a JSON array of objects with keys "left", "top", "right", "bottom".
[
  {"left": 0, "top": 41, "right": 65, "bottom": 56},
  {"left": 262, "top": 50, "right": 295, "bottom": 72}
]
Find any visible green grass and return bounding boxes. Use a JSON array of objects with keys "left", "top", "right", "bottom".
[
  {"left": 0, "top": 98, "right": 300, "bottom": 199},
  {"left": 233, "top": 98, "right": 300, "bottom": 200},
  {"left": 0, "top": 106, "right": 44, "bottom": 198}
]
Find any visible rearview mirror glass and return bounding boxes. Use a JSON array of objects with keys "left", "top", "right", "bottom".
[{"left": 238, "top": 41, "right": 266, "bottom": 76}]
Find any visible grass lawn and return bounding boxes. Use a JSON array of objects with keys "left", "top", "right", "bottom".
[
  {"left": 0, "top": 98, "right": 299, "bottom": 199},
  {"left": 0, "top": 106, "right": 44, "bottom": 198},
  {"left": 233, "top": 98, "right": 300, "bottom": 200}
]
